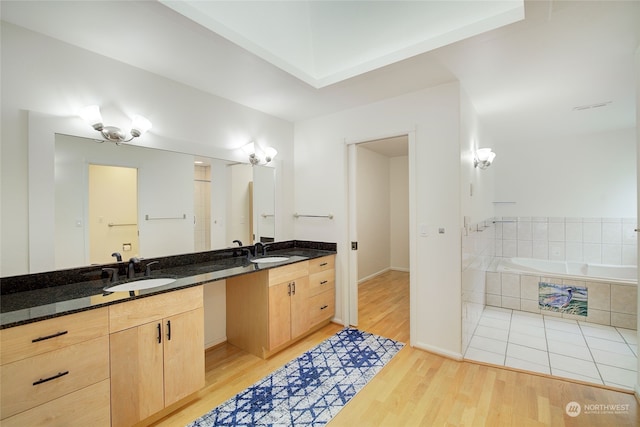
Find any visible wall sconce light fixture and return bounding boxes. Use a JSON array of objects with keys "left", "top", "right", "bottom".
[
  {"left": 474, "top": 148, "right": 496, "bottom": 169},
  {"left": 80, "top": 105, "right": 152, "bottom": 144},
  {"left": 242, "top": 141, "right": 278, "bottom": 165}
]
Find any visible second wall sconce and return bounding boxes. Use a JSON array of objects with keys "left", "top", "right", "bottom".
[
  {"left": 474, "top": 148, "right": 496, "bottom": 169},
  {"left": 242, "top": 141, "right": 278, "bottom": 165},
  {"left": 80, "top": 105, "right": 152, "bottom": 144}
]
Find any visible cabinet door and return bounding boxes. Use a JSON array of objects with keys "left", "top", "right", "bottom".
[
  {"left": 290, "top": 276, "right": 310, "bottom": 340},
  {"left": 110, "top": 322, "right": 164, "bottom": 427},
  {"left": 163, "top": 307, "right": 205, "bottom": 406},
  {"left": 268, "top": 281, "right": 292, "bottom": 350}
]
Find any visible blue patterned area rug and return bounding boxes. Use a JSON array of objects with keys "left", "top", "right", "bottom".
[{"left": 187, "top": 328, "right": 404, "bottom": 427}]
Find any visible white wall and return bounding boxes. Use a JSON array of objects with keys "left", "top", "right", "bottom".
[
  {"left": 0, "top": 22, "right": 294, "bottom": 276},
  {"left": 458, "top": 87, "right": 492, "bottom": 354},
  {"left": 390, "top": 156, "right": 409, "bottom": 271},
  {"left": 356, "top": 146, "right": 391, "bottom": 281},
  {"left": 294, "top": 82, "right": 463, "bottom": 358},
  {"left": 492, "top": 128, "right": 636, "bottom": 218}
]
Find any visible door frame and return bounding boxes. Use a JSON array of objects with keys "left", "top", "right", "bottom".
[{"left": 345, "top": 131, "right": 416, "bottom": 337}]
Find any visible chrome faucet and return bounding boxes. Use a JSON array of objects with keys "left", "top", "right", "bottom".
[
  {"left": 102, "top": 267, "right": 119, "bottom": 283},
  {"left": 128, "top": 257, "right": 140, "bottom": 279},
  {"left": 254, "top": 242, "right": 266, "bottom": 256},
  {"left": 145, "top": 261, "right": 159, "bottom": 277}
]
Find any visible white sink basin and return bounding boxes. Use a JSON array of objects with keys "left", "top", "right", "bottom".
[
  {"left": 250, "top": 256, "right": 290, "bottom": 264},
  {"left": 105, "top": 278, "right": 176, "bottom": 292}
]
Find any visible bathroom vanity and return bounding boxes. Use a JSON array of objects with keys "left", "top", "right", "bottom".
[
  {"left": 226, "top": 254, "right": 335, "bottom": 358},
  {"left": 0, "top": 240, "right": 336, "bottom": 427}
]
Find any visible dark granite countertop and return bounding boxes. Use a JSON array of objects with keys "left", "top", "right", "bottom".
[{"left": 0, "top": 240, "right": 336, "bottom": 329}]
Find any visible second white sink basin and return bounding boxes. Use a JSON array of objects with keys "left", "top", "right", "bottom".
[
  {"left": 250, "top": 256, "right": 290, "bottom": 264},
  {"left": 105, "top": 278, "right": 176, "bottom": 292}
]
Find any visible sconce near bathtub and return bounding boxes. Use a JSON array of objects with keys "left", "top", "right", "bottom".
[
  {"left": 80, "top": 105, "right": 152, "bottom": 144},
  {"left": 241, "top": 141, "right": 278, "bottom": 165},
  {"left": 474, "top": 148, "right": 496, "bottom": 169}
]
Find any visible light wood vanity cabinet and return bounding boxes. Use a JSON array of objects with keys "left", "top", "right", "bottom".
[
  {"left": 0, "top": 308, "right": 111, "bottom": 426},
  {"left": 108, "top": 285, "right": 205, "bottom": 427},
  {"left": 227, "top": 255, "right": 335, "bottom": 358}
]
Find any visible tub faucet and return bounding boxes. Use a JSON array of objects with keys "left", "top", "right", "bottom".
[
  {"left": 128, "top": 257, "right": 140, "bottom": 279},
  {"left": 111, "top": 252, "right": 122, "bottom": 262}
]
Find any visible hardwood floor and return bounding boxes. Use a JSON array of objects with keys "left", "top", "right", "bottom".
[{"left": 150, "top": 270, "right": 639, "bottom": 426}]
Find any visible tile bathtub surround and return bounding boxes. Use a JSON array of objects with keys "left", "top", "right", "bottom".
[
  {"left": 461, "top": 219, "right": 497, "bottom": 352},
  {"left": 465, "top": 307, "right": 638, "bottom": 391},
  {"left": 494, "top": 217, "right": 637, "bottom": 265},
  {"left": 485, "top": 271, "right": 637, "bottom": 330}
]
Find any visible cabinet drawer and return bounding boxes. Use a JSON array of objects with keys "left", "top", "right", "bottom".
[
  {"left": 268, "top": 261, "right": 308, "bottom": 286},
  {"left": 0, "top": 307, "right": 109, "bottom": 365},
  {"left": 0, "top": 335, "right": 110, "bottom": 419},
  {"left": 309, "top": 255, "right": 335, "bottom": 274},
  {"left": 109, "top": 286, "right": 203, "bottom": 333},
  {"left": 308, "top": 289, "right": 335, "bottom": 326},
  {"left": 1, "top": 379, "right": 111, "bottom": 427},
  {"left": 308, "top": 269, "right": 335, "bottom": 297}
]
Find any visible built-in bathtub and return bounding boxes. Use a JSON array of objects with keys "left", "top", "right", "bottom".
[
  {"left": 486, "top": 257, "right": 637, "bottom": 330},
  {"left": 497, "top": 257, "right": 637, "bottom": 284}
]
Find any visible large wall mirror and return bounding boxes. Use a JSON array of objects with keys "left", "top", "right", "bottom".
[
  {"left": 53, "top": 133, "right": 276, "bottom": 270},
  {"left": 11, "top": 109, "right": 277, "bottom": 275}
]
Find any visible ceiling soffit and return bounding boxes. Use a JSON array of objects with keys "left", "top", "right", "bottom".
[{"left": 160, "top": 0, "right": 525, "bottom": 88}]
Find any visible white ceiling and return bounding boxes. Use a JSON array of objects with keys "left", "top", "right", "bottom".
[
  {"left": 1, "top": 0, "right": 638, "bottom": 142},
  {"left": 160, "top": 0, "right": 524, "bottom": 88}
]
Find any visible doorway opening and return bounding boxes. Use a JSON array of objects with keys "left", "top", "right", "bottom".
[
  {"left": 88, "top": 164, "right": 139, "bottom": 264},
  {"left": 348, "top": 135, "right": 410, "bottom": 332}
]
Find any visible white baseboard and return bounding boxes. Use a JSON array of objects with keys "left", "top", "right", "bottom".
[
  {"left": 358, "top": 267, "right": 409, "bottom": 284},
  {"left": 413, "top": 341, "right": 463, "bottom": 361}
]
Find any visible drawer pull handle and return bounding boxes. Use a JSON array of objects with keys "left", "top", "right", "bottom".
[
  {"left": 320, "top": 305, "right": 328, "bottom": 310},
  {"left": 33, "top": 370, "right": 69, "bottom": 386},
  {"left": 166, "top": 320, "right": 172, "bottom": 341},
  {"left": 157, "top": 323, "right": 162, "bottom": 344},
  {"left": 291, "top": 281, "right": 296, "bottom": 295},
  {"left": 320, "top": 280, "right": 328, "bottom": 285},
  {"left": 32, "top": 330, "right": 68, "bottom": 343},
  {"left": 320, "top": 262, "right": 328, "bottom": 267}
]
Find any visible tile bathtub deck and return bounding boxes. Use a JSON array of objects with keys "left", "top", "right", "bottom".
[{"left": 464, "top": 307, "right": 638, "bottom": 391}]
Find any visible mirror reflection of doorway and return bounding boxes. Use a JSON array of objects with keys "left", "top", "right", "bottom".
[
  {"left": 194, "top": 163, "right": 212, "bottom": 252},
  {"left": 88, "top": 164, "right": 139, "bottom": 264}
]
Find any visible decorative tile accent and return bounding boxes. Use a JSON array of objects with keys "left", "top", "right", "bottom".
[
  {"left": 539, "top": 282, "right": 587, "bottom": 317},
  {"left": 187, "top": 328, "right": 404, "bottom": 427}
]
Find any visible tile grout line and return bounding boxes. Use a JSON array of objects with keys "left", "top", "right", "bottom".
[
  {"left": 577, "top": 321, "right": 606, "bottom": 386},
  {"left": 542, "top": 315, "right": 553, "bottom": 375},
  {"left": 503, "top": 309, "right": 513, "bottom": 366}
]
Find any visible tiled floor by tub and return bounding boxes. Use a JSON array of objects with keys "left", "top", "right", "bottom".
[{"left": 464, "top": 307, "right": 638, "bottom": 391}]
